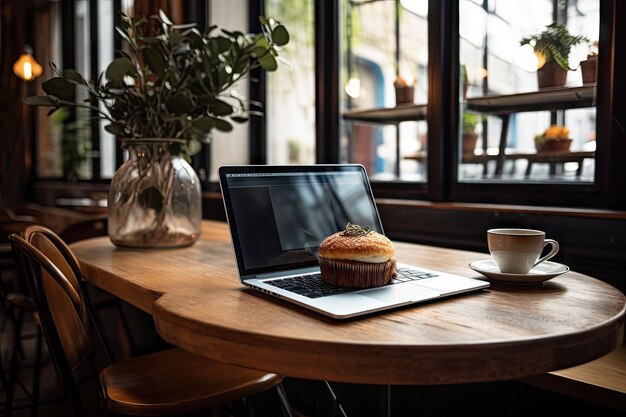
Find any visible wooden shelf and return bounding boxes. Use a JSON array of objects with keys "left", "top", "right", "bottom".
[
  {"left": 342, "top": 103, "right": 427, "bottom": 124},
  {"left": 466, "top": 85, "right": 596, "bottom": 114}
]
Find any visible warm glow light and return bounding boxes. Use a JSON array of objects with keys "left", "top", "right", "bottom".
[
  {"left": 345, "top": 77, "right": 361, "bottom": 99},
  {"left": 535, "top": 51, "right": 547, "bottom": 69},
  {"left": 514, "top": 44, "right": 540, "bottom": 72},
  {"left": 481, "top": 68, "right": 488, "bottom": 78},
  {"left": 24, "top": 62, "right": 32, "bottom": 80},
  {"left": 13, "top": 53, "right": 43, "bottom": 81}
]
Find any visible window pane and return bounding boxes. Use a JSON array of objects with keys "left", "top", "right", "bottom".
[
  {"left": 341, "top": 0, "right": 428, "bottom": 182},
  {"left": 209, "top": 0, "right": 250, "bottom": 181},
  {"left": 458, "top": 0, "right": 598, "bottom": 183},
  {"left": 266, "top": 0, "right": 316, "bottom": 165},
  {"left": 99, "top": 0, "right": 115, "bottom": 179}
]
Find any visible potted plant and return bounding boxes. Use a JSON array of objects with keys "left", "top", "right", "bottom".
[
  {"left": 534, "top": 125, "right": 572, "bottom": 153},
  {"left": 580, "top": 41, "right": 598, "bottom": 84},
  {"left": 394, "top": 75, "right": 416, "bottom": 106},
  {"left": 462, "top": 111, "right": 480, "bottom": 156},
  {"left": 520, "top": 23, "right": 587, "bottom": 89},
  {"left": 25, "top": 11, "right": 289, "bottom": 248}
]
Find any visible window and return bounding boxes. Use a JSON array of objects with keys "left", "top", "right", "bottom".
[
  {"left": 340, "top": 0, "right": 429, "bottom": 183},
  {"left": 266, "top": 0, "right": 316, "bottom": 165},
  {"left": 458, "top": 0, "right": 599, "bottom": 184}
]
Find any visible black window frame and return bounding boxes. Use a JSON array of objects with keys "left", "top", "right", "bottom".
[
  {"left": 322, "top": 0, "right": 626, "bottom": 209},
  {"left": 29, "top": 0, "right": 626, "bottom": 210}
]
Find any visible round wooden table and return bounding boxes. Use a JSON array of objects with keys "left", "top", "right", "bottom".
[{"left": 72, "top": 221, "right": 625, "bottom": 385}]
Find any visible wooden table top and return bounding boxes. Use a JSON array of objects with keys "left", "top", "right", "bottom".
[{"left": 72, "top": 221, "right": 625, "bottom": 385}]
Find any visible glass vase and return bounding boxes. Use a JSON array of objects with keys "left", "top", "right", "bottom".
[{"left": 108, "top": 139, "right": 201, "bottom": 248}]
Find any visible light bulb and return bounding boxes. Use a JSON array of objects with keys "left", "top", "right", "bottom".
[
  {"left": 345, "top": 77, "right": 361, "bottom": 99},
  {"left": 13, "top": 52, "right": 43, "bottom": 81}
]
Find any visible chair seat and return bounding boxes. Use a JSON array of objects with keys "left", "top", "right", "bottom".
[{"left": 100, "top": 348, "right": 283, "bottom": 416}]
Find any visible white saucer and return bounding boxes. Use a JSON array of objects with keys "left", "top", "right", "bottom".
[{"left": 469, "top": 260, "right": 569, "bottom": 286}]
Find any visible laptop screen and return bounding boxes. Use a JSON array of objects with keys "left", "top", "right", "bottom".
[{"left": 219, "top": 165, "right": 383, "bottom": 278}]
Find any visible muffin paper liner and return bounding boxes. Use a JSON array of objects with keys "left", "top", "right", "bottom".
[{"left": 320, "top": 257, "right": 397, "bottom": 288}]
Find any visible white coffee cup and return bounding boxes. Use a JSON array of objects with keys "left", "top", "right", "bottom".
[{"left": 487, "top": 228, "right": 559, "bottom": 274}]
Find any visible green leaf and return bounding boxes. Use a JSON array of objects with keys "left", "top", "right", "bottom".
[
  {"left": 214, "top": 118, "right": 233, "bottom": 132},
  {"left": 115, "top": 27, "right": 136, "bottom": 49},
  {"left": 259, "top": 54, "right": 277, "bottom": 71},
  {"left": 166, "top": 94, "right": 194, "bottom": 114},
  {"left": 233, "top": 58, "right": 249, "bottom": 74},
  {"left": 185, "top": 28, "right": 204, "bottom": 49},
  {"left": 142, "top": 48, "right": 166, "bottom": 78},
  {"left": 271, "top": 25, "right": 289, "bottom": 46},
  {"left": 231, "top": 116, "right": 249, "bottom": 123},
  {"left": 106, "top": 57, "right": 137, "bottom": 85},
  {"left": 63, "top": 69, "right": 84, "bottom": 83},
  {"left": 158, "top": 9, "right": 173, "bottom": 26},
  {"left": 42, "top": 77, "right": 76, "bottom": 101},
  {"left": 24, "top": 96, "right": 56, "bottom": 107},
  {"left": 191, "top": 116, "right": 215, "bottom": 132},
  {"left": 104, "top": 123, "right": 125, "bottom": 135},
  {"left": 255, "top": 37, "right": 269, "bottom": 49},
  {"left": 138, "top": 186, "right": 164, "bottom": 212},
  {"left": 258, "top": 16, "right": 269, "bottom": 25},
  {"left": 172, "top": 23, "right": 197, "bottom": 30},
  {"left": 211, "top": 99, "right": 234, "bottom": 116},
  {"left": 253, "top": 46, "right": 267, "bottom": 59},
  {"left": 215, "top": 36, "right": 232, "bottom": 54}
]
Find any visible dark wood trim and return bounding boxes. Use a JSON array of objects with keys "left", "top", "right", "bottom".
[
  {"left": 314, "top": 0, "right": 340, "bottom": 163},
  {"left": 605, "top": 0, "right": 626, "bottom": 208},
  {"left": 426, "top": 0, "right": 456, "bottom": 201},
  {"left": 61, "top": 0, "right": 75, "bottom": 71},
  {"left": 89, "top": 0, "right": 101, "bottom": 180},
  {"left": 249, "top": 0, "right": 267, "bottom": 164},
  {"left": 113, "top": 0, "right": 123, "bottom": 170}
]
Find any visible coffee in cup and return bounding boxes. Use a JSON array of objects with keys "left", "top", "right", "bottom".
[{"left": 487, "top": 228, "right": 559, "bottom": 274}]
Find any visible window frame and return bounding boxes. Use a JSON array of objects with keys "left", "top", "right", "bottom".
[{"left": 328, "top": 0, "right": 625, "bottom": 209}]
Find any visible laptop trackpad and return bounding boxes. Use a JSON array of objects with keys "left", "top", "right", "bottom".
[{"left": 359, "top": 284, "right": 441, "bottom": 303}]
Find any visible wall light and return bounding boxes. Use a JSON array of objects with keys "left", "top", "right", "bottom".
[{"left": 13, "top": 46, "right": 43, "bottom": 81}]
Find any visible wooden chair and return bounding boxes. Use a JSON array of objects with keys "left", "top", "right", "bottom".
[
  {"left": 0, "top": 217, "right": 46, "bottom": 417},
  {"left": 9, "top": 226, "right": 292, "bottom": 416}
]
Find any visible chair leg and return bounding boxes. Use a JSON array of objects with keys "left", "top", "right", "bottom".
[
  {"left": 30, "top": 326, "right": 43, "bottom": 417},
  {"left": 324, "top": 380, "right": 348, "bottom": 417},
  {"left": 275, "top": 383, "right": 294, "bottom": 417},
  {"left": 5, "top": 308, "right": 24, "bottom": 417}
]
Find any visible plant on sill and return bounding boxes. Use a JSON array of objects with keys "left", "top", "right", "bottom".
[
  {"left": 520, "top": 22, "right": 587, "bottom": 71},
  {"left": 462, "top": 111, "right": 481, "bottom": 135},
  {"left": 24, "top": 10, "right": 290, "bottom": 156}
]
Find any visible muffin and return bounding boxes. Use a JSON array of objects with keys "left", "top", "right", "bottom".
[{"left": 319, "top": 223, "right": 396, "bottom": 288}]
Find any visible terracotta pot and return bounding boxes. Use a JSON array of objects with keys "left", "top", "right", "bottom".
[
  {"left": 537, "top": 62, "right": 567, "bottom": 89},
  {"left": 536, "top": 138, "right": 572, "bottom": 153},
  {"left": 580, "top": 56, "right": 597, "bottom": 84},
  {"left": 462, "top": 133, "right": 479, "bottom": 156},
  {"left": 395, "top": 85, "right": 415, "bottom": 105}
]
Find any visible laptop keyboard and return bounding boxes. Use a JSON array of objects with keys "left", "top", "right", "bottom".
[{"left": 265, "top": 267, "right": 439, "bottom": 299}]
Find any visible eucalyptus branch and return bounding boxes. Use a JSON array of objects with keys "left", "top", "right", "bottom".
[{"left": 24, "top": 9, "right": 289, "bottom": 155}]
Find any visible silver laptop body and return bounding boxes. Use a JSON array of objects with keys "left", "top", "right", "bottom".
[{"left": 219, "top": 165, "right": 488, "bottom": 319}]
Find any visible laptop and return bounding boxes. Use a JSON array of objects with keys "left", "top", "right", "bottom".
[{"left": 219, "top": 164, "right": 489, "bottom": 319}]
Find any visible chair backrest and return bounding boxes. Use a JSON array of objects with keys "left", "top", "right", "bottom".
[
  {"left": 10, "top": 228, "right": 94, "bottom": 371},
  {"left": 10, "top": 225, "right": 112, "bottom": 416}
]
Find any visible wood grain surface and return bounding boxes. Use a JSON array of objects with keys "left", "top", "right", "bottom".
[{"left": 72, "top": 221, "right": 625, "bottom": 385}]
